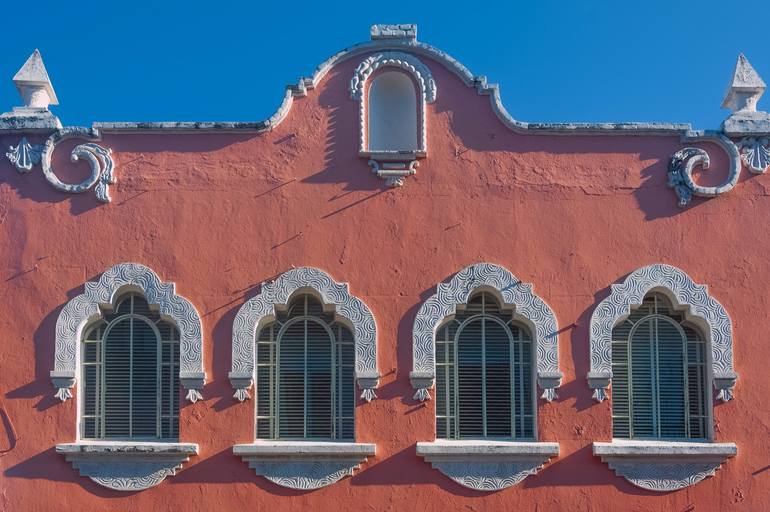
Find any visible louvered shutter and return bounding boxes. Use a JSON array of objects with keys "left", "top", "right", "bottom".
[
  {"left": 278, "top": 321, "right": 306, "bottom": 438},
  {"left": 82, "top": 294, "right": 179, "bottom": 440}
]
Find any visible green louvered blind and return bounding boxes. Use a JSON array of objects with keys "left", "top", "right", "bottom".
[
  {"left": 81, "top": 294, "right": 180, "bottom": 440},
  {"left": 255, "top": 295, "right": 355, "bottom": 440},
  {"left": 436, "top": 292, "right": 534, "bottom": 440},
  {"left": 611, "top": 294, "right": 707, "bottom": 439}
]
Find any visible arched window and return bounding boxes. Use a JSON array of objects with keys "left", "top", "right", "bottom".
[
  {"left": 255, "top": 294, "right": 355, "bottom": 440},
  {"left": 368, "top": 71, "right": 418, "bottom": 152},
  {"left": 610, "top": 293, "right": 707, "bottom": 440},
  {"left": 435, "top": 292, "right": 534, "bottom": 440},
  {"left": 81, "top": 293, "right": 180, "bottom": 440}
]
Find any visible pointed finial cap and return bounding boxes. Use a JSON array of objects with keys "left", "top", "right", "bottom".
[
  {"left": 13, "top": 49, "right": 58, "bottom": 107},
  {"left": 721, "top": 53, "right": 765, "bottom": 112}
]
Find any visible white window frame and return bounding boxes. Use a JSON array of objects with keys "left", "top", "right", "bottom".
[
  {"left": 51, "top": 262, "right": 203, "bottom": 491},
  {"left": 229, "top": 267, "right": 378, "bottom": 489},
  {"left": 412, "top": 263, "right": 562, "bottom": 490},
  {"left": 588, "top": 264, "right": 737, "bottom": 491}
]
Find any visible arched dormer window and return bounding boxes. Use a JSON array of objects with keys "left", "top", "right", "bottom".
[
  {"left": 413, "top": 263, "right": 562, "bottom": 491},
  {"left": 230, "top": 267, "right": 379, "bottom": 490},
  {"left": 51, "top": 263, "right": 204, "bottom": 492},
  {"left": 350, "top": 51, "right": 436, "bottom": 187},
  {"left": 367, "top": 70, "right": 419, "bottom": 152},
  {"left": 590, "top": 264, "right": 737, "bottom": 492}
]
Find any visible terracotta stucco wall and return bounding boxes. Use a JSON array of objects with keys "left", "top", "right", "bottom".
[{"left": 0, "top": 55, "right": 766, "bottom": 511}]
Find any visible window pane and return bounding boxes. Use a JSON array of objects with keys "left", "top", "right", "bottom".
[
  {"left": 485, "top": 320, "right": 511, "bottom": 437},
  {"left": 457, "top": 319, "right": 483, "bottom": 437}
]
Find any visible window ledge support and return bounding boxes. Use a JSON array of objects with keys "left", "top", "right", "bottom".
[
  {"left": 593, "top": 440, "right": 737, "bottom": 491},
  {"left": 56, "top": 442, "right": 198, "bottom": 491},
  {"left": 416, "top": 440, "right": 559, "bottom": 491},
  {"left": 233, "top": 441, "right": 376, "bottom": 490}
]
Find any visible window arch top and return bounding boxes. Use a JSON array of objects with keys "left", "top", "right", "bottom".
[
  {"left": 51, "top": 262, "right": 205, "bottom": 403},
  {"left": 588, "top": 264, "right": 736, "bottom": 403}
]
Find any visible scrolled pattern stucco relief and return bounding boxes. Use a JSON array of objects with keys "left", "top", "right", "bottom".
[
  {"left": 410, "top": 263, "right": 562, "bottom": 402},
  {"left": 76, "top": 463, "right": 181, "bottom": 491},
  {"left": 229, "top": 267, "right": 379, "bottom": 402},
  {"left": 428, "top": 461, "right": 545, "bottom": 491},
  {"left": 738, "top": 137, "right": 770, "bottom": 173},
  {"left": 6, "top": 127, "right": 117, "bottom": 202},
  {"left": 244, "top": 461, "right": 359, "bottom": 490},
  {"left": 588, "top": 264, "right": 736, "bottom": 403},
  {"left": 350, "top": 51, "right": 435, "bottom": 155},
  {"left": 51, "top": 262, "right": 205, "bottom": 403},
  {"left": 605, "top": 461, "right": 725, "bottom": 492},
  {"left": 667, "top": 133, "right": 743, "bottom": 207}
]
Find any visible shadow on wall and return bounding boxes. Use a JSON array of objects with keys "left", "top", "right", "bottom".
[
  {"left": 3, "top": 447, "right": 142, "bottom": 499},
  {"left": 4, "top": 291, "right": 77, "bottom": 412}
]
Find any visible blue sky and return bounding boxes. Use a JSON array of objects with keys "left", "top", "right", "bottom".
[{"left": 1, "top": 1, "right": 766, "bottom": 129}]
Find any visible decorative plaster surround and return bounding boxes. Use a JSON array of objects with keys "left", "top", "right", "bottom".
[
  {"left": 593, "top": 440, "right": 737, "bottom": 491},
  {"left": 51, "top": 262, "right": 206, "bottom": 404},
  {"left": 410, "top": 263, "right": 562, "bottom": 402},
  {"left": 229, "top": 267, "right": 380, "bottom": 402},
  {"left": 5, "top": 127, "right": 116, "bottom": 202},
  {"left": 349, "top": 50, "right": 435, "bottom": 187},
  {"left": 587, "top": 264, "right": 736, "bottom": 403},
  {"left": 233, "top": 441, "right": 376, "bottom": 490},
  {"left": 56, "top": 442, "right": 198, "bottom": 491},
  {"left": 417, "top": 440, "right": 559, "bottom": 491}
]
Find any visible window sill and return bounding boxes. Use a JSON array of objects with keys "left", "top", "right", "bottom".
[
  {"left": 56, "top": 441, "right": 198, "bottom": 491},
  {"left": 416, "top": 440, "right": 560, "bottom": 491},
  {"left": 593, "top": 440, "right": 737, "bottom": 491},
  {"left": 233, "top": 441, "right": 376, "bottom": 490}
]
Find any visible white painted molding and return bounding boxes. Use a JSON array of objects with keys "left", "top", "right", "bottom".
[
  {"left": 51, "top": 262, "right": 206, "bottom": 403},
  {"left": 40, "top": 127, "right": 116, "bottom": 203},
  {"left": 350, "top": 51, "right": 435, "bottom": 188},
  {"left": 229, "top": 267, "right": 379, "bottom": 402},
  {"left": 56, "top": 442, "right": 198, "bottom": 491},
  {"left": 667, "top": 133, "right": 742, "bottom": 207},
  {"left": 738, "top": 137, "right": 770, "bottom": 173},
  {"left": 416, "top": 440, "right": 559, "bottom": 491},
  {"left": 593, "top": 440, "right": 737, "bottom": 491},
  {"left": 588, "top": 264, "right": 736, "bottom": 403},
  {"left": 410, "top": 263, "right": 562, "bottom": 402},
  {"left": 233, "top": 441, "right": 376, "bottom": 490},
  {"left": 5, "top": 137, "right": 42, "bottom": 172}
]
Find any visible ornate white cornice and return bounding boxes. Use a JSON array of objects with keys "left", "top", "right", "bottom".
[
  {"left": 233, "top": 441, "right": 376, "bottom": 490},
  {"left": 588, "top": 264, "right": 736, "bottom": 403},
  {"left": 51, "top": 262, "right": 206, "bottom": 403},
  {"left": 416, "top": 440, "right": 559, "bottom": 491},
  {"left": 410, "top": 263, "right": 562, "bottom": 402},
  {"left": 229, "top": 267, "right": 379, "bottom": 402},
  {"left": 56, "top": 442, "right": 198, "bottom": 491},
  {"left": 593, "top": 441, "right": 737, "bottom": 491}
]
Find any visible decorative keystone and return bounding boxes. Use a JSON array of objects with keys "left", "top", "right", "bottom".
[{"left": 370, "top": 24, "right": 417, "bottom": 41}]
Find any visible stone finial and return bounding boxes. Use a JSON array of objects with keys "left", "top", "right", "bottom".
[
  {"left": 370, "top": 24, "right": 417, "bottom": 41},
  {"left": 13, "top": 49, "right": 58, "bottom": 109},
  {"left": 721, "top": 53, "right": 765, "bottom": 113}
]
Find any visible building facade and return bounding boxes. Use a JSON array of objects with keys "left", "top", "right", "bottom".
[{"left": 1, "top": 24, "right": 768, "bottom": 511}]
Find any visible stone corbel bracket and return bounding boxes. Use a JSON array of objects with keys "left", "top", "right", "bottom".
[
  {"left": 410, "top": 263, "right": 562, "bottom": 402},
  {"left": 56, "top": 442, "right": 198, "bottom": 491},
  {"left": 593, "top": 441, "right": 737, "bottom": 491},
  {"left": 350, "top": 51, "right": 435, "bottom": 188},
  {"left": 233, "top": 441, "right": 376, "bottom": 490},
  {"left": 51, "top": 262, "right": 206, "bottom": 403},
  {"left": 5, "top": 127, "right": 116, "bottom": 202},
  {"left": 229, "top": 267, "right": 380, "bottom": 402},
  {"left": 667, "top": 132, "right": 746, "bottom": 207},
  {"left": 416, "top": 440, "right": 559, "bottom": 491},
  {"left": 588, "top": 264, "right": 737, "bottom": 403}
]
